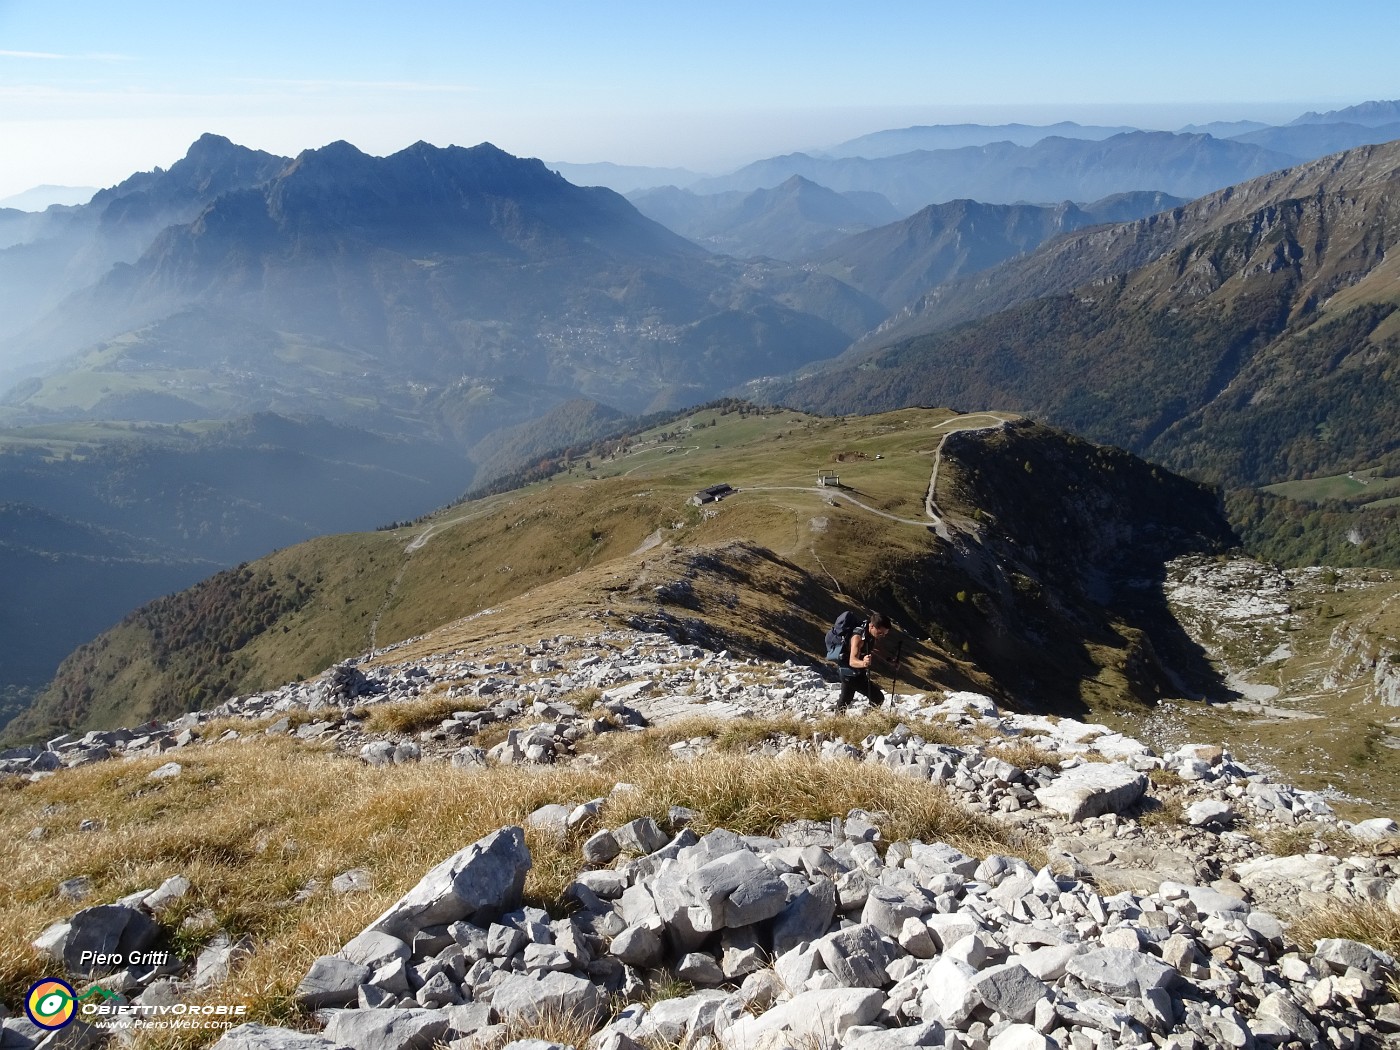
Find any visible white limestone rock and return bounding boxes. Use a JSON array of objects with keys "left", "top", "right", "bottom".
[{"left": 1033, "top": 763, "right": 1147, "bottom": 822}]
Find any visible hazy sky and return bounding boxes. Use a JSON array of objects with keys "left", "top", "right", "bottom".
[{"left": 1, "top": 0, "right": 1396, "bottom": 199}]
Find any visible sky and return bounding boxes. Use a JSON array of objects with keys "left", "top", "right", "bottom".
[{"left": 1, "top": 0, "right": 1397, "bottom": 200}]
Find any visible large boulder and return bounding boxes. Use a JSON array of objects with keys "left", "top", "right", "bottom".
[
  {"left": 491, "top": 971, "right": 605, "bottom": 1024},
  {"left": 296, "top": 957, "right": 371, "bottom": 1009},
  {"left": 1033, "top": 763, "right": 1146, "bottom": 822},
  {"left": 720, "top": 988, "right": 884, "bottom": 1049},
  {"left": 362, "top": 827, "right": 530, "bottom": 940},
  {"left": 683, "top": 850, "right": 789, "bottom": 932},
  {"left": 32, "top": 904, "right": 160, "bottom": 978},
  {"left": 773, "top": 878, "right": 838, "bottom": 956},
  {"left": 321, "top": 1008, "right": 450, "bottom": 1050},
  {"left": 1066, "top": 948, "right": 1178, "bottom": 999}
]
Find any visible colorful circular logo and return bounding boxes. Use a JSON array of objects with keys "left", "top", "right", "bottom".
[{"left": 25, "top": 979, "right": 76, "bottom": 1030}]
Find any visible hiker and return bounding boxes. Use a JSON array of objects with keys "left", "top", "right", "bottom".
[{"left": 836, "top": 610, "right": 892, "bottom": 709}]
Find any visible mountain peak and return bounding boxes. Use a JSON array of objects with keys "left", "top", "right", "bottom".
[
  {"left": 183, "top": 132, "right": 240, "bottom": 160},
  {"left": 85, "top": 134, "right": 288, "bottom": 219},
  {"left": 164, "top": 134, "right": 287, "bottom": 187},
  {"left": 293, "top": 139, "right": 371, "bottom": 165}
]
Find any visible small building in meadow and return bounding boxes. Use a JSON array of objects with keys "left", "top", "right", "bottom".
[{"left": 690, "top": 483, "right": 734, "bottom": 506}]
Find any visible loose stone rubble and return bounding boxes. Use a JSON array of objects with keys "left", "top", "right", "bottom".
[
  {"left": 8, "top": 626, "right": 1400, "bottom": 1050},
  {"left": 214, "top": 808, "right": 1400, "bottom": 1050}
]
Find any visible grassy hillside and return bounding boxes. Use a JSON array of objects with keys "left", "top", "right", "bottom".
[{"left": 9, "top": 405, "right": 1238, "bottom": 741}]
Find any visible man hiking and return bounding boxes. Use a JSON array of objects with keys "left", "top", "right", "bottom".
[{"left": 835, "top": 610, "right": 892, "bottom": 709}]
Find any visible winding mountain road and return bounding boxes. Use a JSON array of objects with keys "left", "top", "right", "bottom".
[
  {"left": 746, "top": 412, "right": 1014, "bottom": 538},
  {"left": 368, "top": 413, "right": 1014, "bottom": 648}
]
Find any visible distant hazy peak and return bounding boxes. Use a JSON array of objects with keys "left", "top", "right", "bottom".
[
  {"left": 1290, "top": 100, "right": 1400, "bottom": 127},
  {"left": 0, "top": 184, "right": 98, "bottom": 210},
  {"left": 1177, "top": 120, "right": 1272, "bottom": 138},
  {"left": 822, "top": 120, "right": 1140, "bottom": 159}
]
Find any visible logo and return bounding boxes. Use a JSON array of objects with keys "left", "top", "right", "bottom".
[{"left": 25, "top": 979, "right": 76, "bottom": 1030}]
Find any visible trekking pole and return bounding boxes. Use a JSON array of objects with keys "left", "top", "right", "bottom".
[{"left": 887, "top": 638, "right": 903, "bottom": 707}]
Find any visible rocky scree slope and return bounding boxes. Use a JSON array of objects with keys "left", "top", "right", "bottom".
[{"left": 8, "top": 627, "right": 1400, "bottom": 1049}]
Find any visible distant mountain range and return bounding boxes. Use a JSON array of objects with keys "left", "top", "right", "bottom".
[
  {"left": 1290, "top": 100, "right": 1400, "bottom": 126},
  {"left": 548, "top": 100, "right": 1400, "bottom": 211},
  {"left": 802, "top": 191, "right": 1186, "bottom": 311},
  {"left": 819, "top": 121, "right": 1141, "bottom": 158},
  {"left": 689, "top": 133, "right": 1298, "bottom": 213},
  {"left": 0, "top": 185, "right": 97, "bottom": 211},
  {"left": 1, "top": 136, "right": 883, "bottom": 427},
  {"left": 627, "top": 175, "right": 901, "bottom": 260},
  {"left": 770, "top": 140, "right": 1400, "bottom": 516},
  {"left": 1228, "top": 121, "right": 1400, "bottom": 158}
]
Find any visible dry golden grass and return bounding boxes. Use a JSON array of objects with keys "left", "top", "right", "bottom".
[
  {"left": 987, "top": 738, "right": 1062, "bottom": 772},
  {"left": 0, "top": 743, "right": 615, "bottom": 1035},
  {"left": 0, "top": 726, "right": 1040, "bottom": 1041},
  {"left": 189, "top": 714, "right": 276, "bottom": 741},
  {"left": 1256, "top": 823, "right": 1374, "bottom": 858},
  {"left": 561, "top": 687, "right": 604, "bottom": 708},
  {"left": 1137, "top": 793, "right": 1184, "bottom": 828},
  {"left": 1289, "top": 900, "right": 1400, "bottom": 958},
  {"left": 470, "top": 1004, "right": 604, "bottom": 1049},
  {"left": 355, "top": 695, "right": 471, "bottom": 735}
]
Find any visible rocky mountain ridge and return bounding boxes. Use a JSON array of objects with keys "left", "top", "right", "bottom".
[
  {"left": 0, "top": 134, "right": 287, "bottom": 361},
  {"left": 2, "top": 139, "right": 883, "bottom": 428}
]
